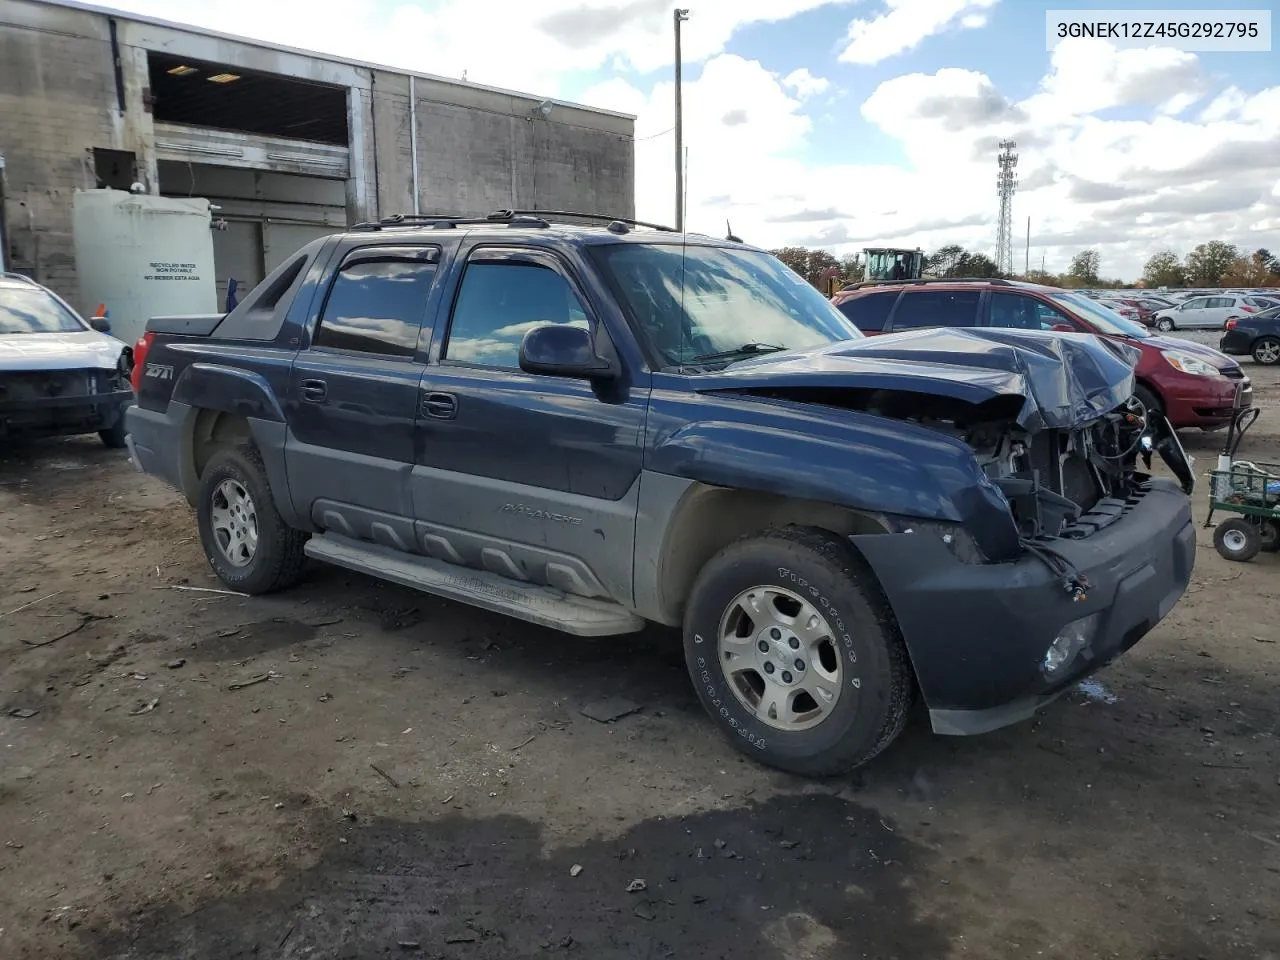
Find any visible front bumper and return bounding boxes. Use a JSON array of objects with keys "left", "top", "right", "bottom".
[
  {"left": 1163, "top": 373, "right": 1252, "bottom": 427},
  {"left": 0, "top": 388, "right": 133, "bottom": 438},
  {"left": 852, "top": 478, "right": 1194, "bottom": 734}
]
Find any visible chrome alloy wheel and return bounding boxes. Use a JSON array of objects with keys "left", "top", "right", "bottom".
[
  {"left": 210, "top": 478, "right": 259, "bottom": 567},
  {"left": 717, "top": 585, "right": 843, "bottom": 731}
]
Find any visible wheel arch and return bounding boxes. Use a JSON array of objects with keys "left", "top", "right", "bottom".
[
  {"left": 635, "top": 478, "right": 890, "bottom": 627},
  {"left": 181, "top": 410, "right": 305, "bottom": 528}
]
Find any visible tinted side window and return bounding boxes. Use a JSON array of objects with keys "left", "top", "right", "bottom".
[
  {"left": 1208, "top": 297, "right": 1234, "bottom": 308},
  {"left": 988, "top": 292, "right": 1074, "bottom": 330},
  {"left": 314, "top": 257, "right": 438, "bottom": 356},
  {"left": 1182, "top": 298, "right": 1207, "bottom": 309},
  {"left": 444, "top": 260, "right": 588, "bottom": 368},
  {"left": 890, "top": 290, "right": 980, "bottom": 330},
  {"left": 837, "top": 292, "right": 897, "bottom": 332}
]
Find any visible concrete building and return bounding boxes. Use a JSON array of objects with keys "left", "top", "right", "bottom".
[{"left": 0, "top": 0, "right": 636, "bottom": 311}]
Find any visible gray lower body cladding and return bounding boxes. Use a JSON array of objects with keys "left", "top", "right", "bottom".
[{"left": 852, "top": 478, "right": 1194, "bottom": 733}]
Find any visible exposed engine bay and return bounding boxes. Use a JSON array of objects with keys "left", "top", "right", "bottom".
[{"left": 856, "top": 387, "right": 1196, "bottom": 542}]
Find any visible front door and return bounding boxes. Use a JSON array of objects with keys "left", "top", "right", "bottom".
[
  {"left": 412, "top": 245, "right": 648, "bottom": 605},
  {"left": 284, "top": 243, "right": 442, "bottom": 544},
  {"left": 1176, "top": 297, "right": 1210, "bottom": 327}
]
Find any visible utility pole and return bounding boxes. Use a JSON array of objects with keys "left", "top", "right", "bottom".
[
  {"left": 674, "top": 8, "right": 689, "bottom": 233},
  {"left": 1025, "top": 216, "right": 1030, "bottom": 277}
]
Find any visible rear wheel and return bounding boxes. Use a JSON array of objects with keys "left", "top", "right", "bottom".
[
  {"left": 196, "top": 445, "right": 308, "bottom": 594},
  {"left": 1252, "top": 337, "right": 1280, "bottom": 365},
  {"left": 1214, "top": 518, "right": 1260, "bottom": 563},
  {"left": 682, "top": 526, "right": 914, "bottom": 777}
]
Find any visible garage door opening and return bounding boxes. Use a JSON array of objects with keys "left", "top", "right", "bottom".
[
  {"left": 148, "top": 52, "right": 348, "bottom": 145},
  {"left": 158, "top": 162, "right": 345, "bottom": 310}
]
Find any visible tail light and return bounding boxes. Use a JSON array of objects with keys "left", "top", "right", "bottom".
[
  {"left": 129, "top": 332, "right": 155, "bottom": 393},
  {"left": 1226, "top": 319, "right": 1238, "bottom": 330},
  {"left": 1241, "top": 305, "right": 1256, "bottom": 312}
]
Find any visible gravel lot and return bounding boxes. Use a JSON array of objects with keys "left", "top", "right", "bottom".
[{"left": 2, "top": 360, "right": 1279, "bottom": 960}]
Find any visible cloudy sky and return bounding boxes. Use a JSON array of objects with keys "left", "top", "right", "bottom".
[{"left": 98, "top": 0, "right": 1279, "bottom": 280}]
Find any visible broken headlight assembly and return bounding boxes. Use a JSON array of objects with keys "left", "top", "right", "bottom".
[{"left": 880, "top": 515, "right": 987, "bottom": 564}]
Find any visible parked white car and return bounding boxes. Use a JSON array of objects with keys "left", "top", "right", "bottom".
[
  {"left": 1153, "top": 294, "right": 1275, "bottom": 332},
  {"left": 0, "top": 272, "right": 133, "bottom": 446}
]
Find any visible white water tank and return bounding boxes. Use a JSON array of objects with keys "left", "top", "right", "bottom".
[{"left": 72, "top": 189, "right": 218, "bottom": 345}]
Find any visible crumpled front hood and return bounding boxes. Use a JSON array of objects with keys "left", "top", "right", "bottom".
[
  {"left": 0, "top": 331, "right": 125, "bottom": 372},
  {"left": 701, "top": 327, "right": 1140, "bottom": 432}
]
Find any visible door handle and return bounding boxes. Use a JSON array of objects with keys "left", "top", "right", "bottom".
[
  {"left": 300, "top": 379, "right": 327, "bottom": 402},
  {"left": 422, "top": 391, "right": 457, "bottom": 420}
]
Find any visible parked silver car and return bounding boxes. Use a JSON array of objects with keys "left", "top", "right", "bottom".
[{"left": 1153, "top": 294, "right": 1275, "bottom": 331}]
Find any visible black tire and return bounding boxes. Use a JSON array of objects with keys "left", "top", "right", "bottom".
[
  {"left": 1134, "top": 384, "right": 1163, "bottom": 420},
  {"left": 1155, "top": 317, "right": 1175, "bottom": 332},
  {"left": 1253, "top": 518, "right": 1280, "bottom": 553},
  {"left": 1213, "top": 518, "right": 1261, "bottom": 563},
  {"left": 98, "top": 419, "right": 128, "bottom": 449},
  {"left": 682, "top": 526, "right": 914, "bottom": 777},
  {"left": 1252, "top": 337, "right": 1280, "bottom": 365},
  {"left": 196, "top": 444, "right": 308, "bottom": 594}
]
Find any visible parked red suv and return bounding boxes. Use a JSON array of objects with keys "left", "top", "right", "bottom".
[{"left": 831, "top": 279, "right": 1252, "bottom": 429}]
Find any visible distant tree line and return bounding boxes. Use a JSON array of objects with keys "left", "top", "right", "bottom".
[{"left": 769, "top": 241, "right": 1279, "bottom": 291}]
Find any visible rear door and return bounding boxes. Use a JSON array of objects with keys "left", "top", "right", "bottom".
[
  {"left": 884, "top": 288, "right": 983, "bottom": 333},
  {"left": 284, "top": 243, "right": 445, "bottom": 535},
  {"left": 1201, "top": 296, "right": 1236, "bottom": 328}
]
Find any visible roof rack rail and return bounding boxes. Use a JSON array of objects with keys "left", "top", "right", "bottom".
[
  {"left": 350, "top": 211, "right": 552, "bottom": 232},
  {"left": 1, "top": 271, "right": 39, "bottom": 286},
  {"left": 349, "top": 209, "right": 679, "bottom": 234},
  {"left": 501, "top": 209, "right": 677, "bottom": 232},
  {"left": 843, "top": 276, "right": 1014, "bottom": 290}
]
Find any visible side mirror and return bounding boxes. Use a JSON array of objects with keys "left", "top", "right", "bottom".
[
  {"left": 1051, "top": 323, "right": 1076, "bottom": 333},
  {"left": 90, "top": 316, "right": 111, "bottom": 333},
  {"left": 519, "top": 324, "right": 616, "bottom": 379}
]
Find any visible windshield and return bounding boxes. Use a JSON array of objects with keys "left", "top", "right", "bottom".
[
  {"left": 592, "top": 242, "right": 861, "bottom": 370},
  {"left": 1051, "top": 291, "right": 1151, "bottom": 338},
  {"left": 0, "top": 286, "right": 87, "bottom": 335}
]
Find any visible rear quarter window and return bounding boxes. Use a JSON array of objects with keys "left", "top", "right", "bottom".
[
  {"left": 889, "top": 290, "right": 981, "bottom": 331},
  {"left": 836, "top": 291, "right": 898, "bottom": 332}
]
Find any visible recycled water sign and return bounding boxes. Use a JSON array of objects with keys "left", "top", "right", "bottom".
[{"left": 144, "top": 261, "right": 204, "bottom": 282}]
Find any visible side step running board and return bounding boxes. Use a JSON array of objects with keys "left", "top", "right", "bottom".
[{"left": 305, "top": 534, "right": 646, "bottom": 637}]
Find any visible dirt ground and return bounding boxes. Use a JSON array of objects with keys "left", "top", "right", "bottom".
[{"left": 2, "top": 360, "right": 1279, "bottom": 960}]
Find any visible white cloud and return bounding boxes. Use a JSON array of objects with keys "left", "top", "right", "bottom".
[
  {"left": 638, "top": 39, "right": 1279, "bottom": 281},
  {"left": 782, "top": 68, "right": 831, "bottom": 99},
  {"left": 838, "top": 0, "right": 999, "bottom": 65}
]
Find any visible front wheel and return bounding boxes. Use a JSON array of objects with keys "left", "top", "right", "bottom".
[
  {"left": 682, "top": 526, "right": 914, "bottom": 777},
  {"left": 99, "top": 420, "right": 128, "bottom": 449},
  {"left": 1252, "top": 337, "right": 1280, "bottom": 365},
  {"left": 1155, "top": 318, "right": 1175, "bottom": 332},
  {"left": 1214, "top": 518, "right": 1261, "bottom": 563},
  {"left": 196, "top": 445, "right": 309, "bottom": 594}
]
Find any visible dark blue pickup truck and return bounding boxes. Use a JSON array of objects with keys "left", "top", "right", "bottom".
[{"left": 125, "top": 211, "right": 1196, "bottom": 776}]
